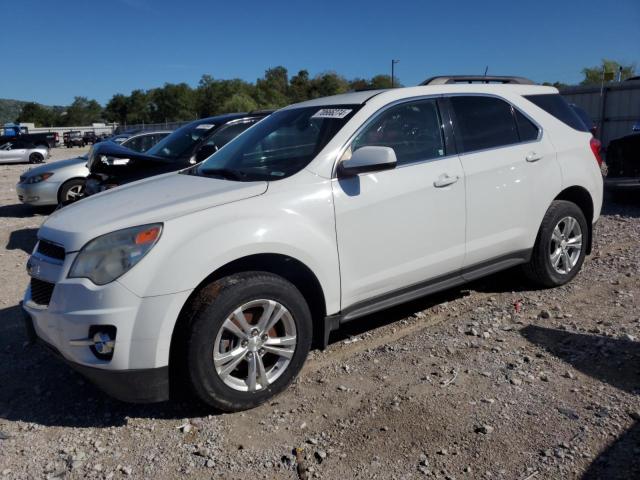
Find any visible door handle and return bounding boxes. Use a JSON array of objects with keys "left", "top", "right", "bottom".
[
  {"left": 525, "top": 151, "right": 543, "bottom": 162},
  {"left": 433, "top": 174, "right": 459, "bottom": 188}
]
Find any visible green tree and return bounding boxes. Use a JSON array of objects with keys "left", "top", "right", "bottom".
[
  {"left": 16, "top": 102, "right": 56, "bottom": 127},
  {"left": 104, "top": 94, "right": 128, "bottom": 124},
  {"left": 220, "top": 92, "right": 258, "bottom": 113},
  {"left": 149, "top": 83, "right": 196, "bottom": 123},
  {"left": 310, "top": 72, "right": 349, "bottom": 98},
  {"left": 63, "top": 97, "right": 103, "bottom": 126},
  {"left": 369, "top": 74, "right": 394, "bottom": 89},
  {"left": 195, "top": 75, "right": 256, "bottom": 117},
  {"left": 256, "top": 66, "right": 290, "bottom": 108},
  {"left": 289, "top": 70, "right": 311, "bottom": 103},
  {"left": 581, "top": 59, "right": 636, "bottom": 85},
  {"left": 125, "top": 89, "right": 151, "bottom": 125}
]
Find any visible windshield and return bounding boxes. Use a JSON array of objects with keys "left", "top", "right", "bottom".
[
  {"left": 146, "top": 121, "right": 216, "bottom": 159},
  {"left": 194, "top": 105, "right": 358, "bottom": 181}
]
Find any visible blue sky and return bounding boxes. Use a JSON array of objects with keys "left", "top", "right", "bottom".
[{"left": 1, "top": 0, "right": 638, "bottom": 106}]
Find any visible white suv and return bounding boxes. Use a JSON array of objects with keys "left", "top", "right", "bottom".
[{"left": 22, "top": 76, "right": 603, "bottom": 411}]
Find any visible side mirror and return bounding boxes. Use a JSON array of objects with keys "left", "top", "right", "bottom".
[
  {"left": 338, "top": 146, "right": 397, "bottom": 176},
  {"left": 195, "top": 144, "right": 219, "bottom": 162}
]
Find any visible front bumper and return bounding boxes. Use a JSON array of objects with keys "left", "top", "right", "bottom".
[
  {"left": 23, "top": 310, "right": 169, "bottom": 403},
  {"left": 604, "top": 177, "right": 640, "bottom": 192},
  {"left": 16, "top": 181, "right": 61, "bottom": 206},
  {"left": 22, "top": 250, "right": 192, "bottom": 403}
]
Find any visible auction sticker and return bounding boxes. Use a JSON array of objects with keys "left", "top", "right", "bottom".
[{"left": 311, "top": 108, "right": 352, "bottom": 119}]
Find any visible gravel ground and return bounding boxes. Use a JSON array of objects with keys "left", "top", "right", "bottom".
[{"left": 1, "top": 148, "right": 639, "bottom": 479}]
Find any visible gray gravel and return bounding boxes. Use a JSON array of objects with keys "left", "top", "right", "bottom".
[{"left": 1, "top": 149, "right": 639, "bottom": 479}]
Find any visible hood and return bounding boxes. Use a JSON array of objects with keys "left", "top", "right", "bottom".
[
  {"left": 40, "top": 172, "right": 268, "bottom": 251},
  {"left": 88, "top": 141, "right": 166, "bottom": 170},
  {"left": 23, "top": 156, "right": 87, "bottom": 176}
]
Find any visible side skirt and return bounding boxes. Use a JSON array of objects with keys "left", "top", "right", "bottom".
[{"left": 321, "top": 249, "right": 531, "bottom": 348}]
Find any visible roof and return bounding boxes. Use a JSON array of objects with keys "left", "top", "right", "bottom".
[
  {"left": 284, "top": 83, "right": 557, "bottom": 110},
  {"left": 285, "top": 89, "right": 388, "bottom": 109}
]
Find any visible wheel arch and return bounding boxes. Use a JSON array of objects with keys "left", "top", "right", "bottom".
[
  {"left": 57, "top": 177, "right": 86, "bottom": 203},
  {"left": 554, "top": 186, "right": 594, "bottom": 254},
  {"left": 168, "top": 253, "right": 327, "bottom": 395}
]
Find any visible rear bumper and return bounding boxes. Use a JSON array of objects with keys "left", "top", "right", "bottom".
[
  {"left": 604, "top": 177, "right": 640, "bottom": 192},
  {"left": 23, "top": 307, "right": 169, "bottom": 403}
]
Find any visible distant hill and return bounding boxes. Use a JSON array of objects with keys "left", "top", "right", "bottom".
[{"left": 0, "top": 98, "right": 28, "bottom": 124}]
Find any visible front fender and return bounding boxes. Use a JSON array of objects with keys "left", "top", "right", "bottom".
[{"left": 118, "top": 172, "right": 340, "bottom": 315}]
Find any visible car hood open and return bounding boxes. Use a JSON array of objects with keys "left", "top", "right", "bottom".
[
  {"left": 39, "top": 172, "right": 268, "bottom": 251},
  {"left": 87, "top": 141, "right": 168, "bottom": 171}
]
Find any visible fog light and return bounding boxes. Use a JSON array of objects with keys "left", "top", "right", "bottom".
[
  {"left": 69, "top": 325, "right": 117, "bottom": 360},
  {"left": 93, "top": 332, "right": 114, "bottom": 355}
]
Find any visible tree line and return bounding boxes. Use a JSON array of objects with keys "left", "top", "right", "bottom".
[
  {"left": 16, "top": 67, "right": 398, "bottom": 128},
  {"left": 15, "top": 60, "right": 636, "bottom": 128}
]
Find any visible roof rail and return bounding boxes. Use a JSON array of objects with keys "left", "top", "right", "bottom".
[{"left": 420, "top": 75, "right": 535, "bottom": 86}]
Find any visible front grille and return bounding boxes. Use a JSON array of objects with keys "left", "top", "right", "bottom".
[
  {"left": 19, "top": 175, "right": 26, "bottom": 183},
  {"left": 30, "top": 278, "right": 55, "bottom": 306},
  {"left": 37, "top": 240, "right": 65, "bottom": 261}
]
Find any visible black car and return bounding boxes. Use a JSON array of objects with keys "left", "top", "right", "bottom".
[
  {"left": 0, "top": 128, "right": 58, "bottom": 149},
  {"left": 64, "top": 131, "right": 85, "bottom": 147},
  {"left": 84, "top": 111, "right": 271, "bottom": 196},
  {"left": 605, "top": 133, "right": 640, "bottom": 200},
  {"left": 83, "top": 131, "right": 98, "bottom": 144}
]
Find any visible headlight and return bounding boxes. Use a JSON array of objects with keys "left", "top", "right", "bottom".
[
  {"left": 24, "top": 173, "right": 54, "bottom": 184},
  {"left": 69, "top": 224, "right": 162, "bottom": 285}
]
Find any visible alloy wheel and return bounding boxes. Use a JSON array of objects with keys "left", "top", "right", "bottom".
[
  {"left": 65, "top": 185, "right": 84, "bottom": 201},
  {"left": 213, "top": 299, "right": 297, "bottom": 392},
  {"left": 549, "top": 216, "right": 582, "bottom": 274}
]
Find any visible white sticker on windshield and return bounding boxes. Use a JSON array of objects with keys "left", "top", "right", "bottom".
[
  {"left": 311, "top": 108, "right": 352, "bottom": 119},
  {"left": 196, "top": 124, "right": 215, "bottom": 130}
]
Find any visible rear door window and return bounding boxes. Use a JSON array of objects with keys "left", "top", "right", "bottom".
[
  {"left": 449, "top": 96, "right": 519, "bottom": 153},
  {"left": 524, "top": 94, "right": 588, "bottom": 132}
]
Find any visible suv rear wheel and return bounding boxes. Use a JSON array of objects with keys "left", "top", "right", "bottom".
[
  {"left": 184, "top": 272, "right": 312, "bottom": 412},
  {"left": 524, "top": 200, "right": 588, "bottom": 287}
]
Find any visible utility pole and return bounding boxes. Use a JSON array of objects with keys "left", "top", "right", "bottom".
[{"left": 391, "top": 59, "right": 399, "bottom": 88}]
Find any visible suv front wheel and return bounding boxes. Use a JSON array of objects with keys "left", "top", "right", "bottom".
[
  {"left": 184, "top": 272, "right": 312, "bottom": 412},
  {"left": 524, "top": 200, "right": 589, "bottom": 287}
]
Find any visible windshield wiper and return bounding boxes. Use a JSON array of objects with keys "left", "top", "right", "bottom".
[{"left": 198, "top": 167, "right": 244, "bottom": 181}]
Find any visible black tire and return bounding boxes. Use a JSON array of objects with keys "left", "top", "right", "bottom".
[
  {"left": 58, "top": 178, "right": 85, "bottom": 203},
  {"left": 523, "top": 200, "right": 589, "bottom": 288},
  {"left": 183, "top": 272, "right": 312, "bottom": 412},
  {"left": 28, "top": 152, "right": 44, "bottom": 164}
]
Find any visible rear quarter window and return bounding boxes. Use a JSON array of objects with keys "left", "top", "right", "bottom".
[{"left": 524, "top": 94, "right": 589, "bottom": 132}]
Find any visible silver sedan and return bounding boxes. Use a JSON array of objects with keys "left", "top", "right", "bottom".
[
  {"left": 16, "top": 130, "right": 173, "bottom": 206},
  {"left": 16, "top": 155, "right": 89, "bottom": 206},
  {"left": 0, "top": 141, "right": 49, "bottom": 164}
]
